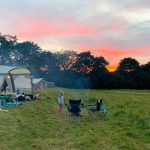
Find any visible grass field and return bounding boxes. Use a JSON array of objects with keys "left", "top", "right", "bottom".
[{"left": 0, "top": 88, "right": 150, "bottom": 150}]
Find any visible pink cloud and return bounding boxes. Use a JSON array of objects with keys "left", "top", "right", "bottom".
[
  {"left": 109, "top": 22, "right": 124, "bottom": 32},
  {"left": 8, "top": 15, "right": 149, "bottom": 70},
  {"left": 12, "top": 16, "right": 93, "bottom": 39}
]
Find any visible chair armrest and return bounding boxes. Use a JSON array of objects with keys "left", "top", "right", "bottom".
[
  {"left": 80, "top": 103, "right": 84, "bottom": 108},
  {"left": 65, "top": 103, "right": 71, "bottom": 111},
  {"left": 85, "top": 104, "right": 96, "bottom": 107},
  {"left": 65, "top": 103, "right": 68, "bottom": 107},
  {"left": 100, "top": 105, "right": 108, "bottom": 113},
  {"left": 84, "top": 104, "right": 96, "bottom": 109}
]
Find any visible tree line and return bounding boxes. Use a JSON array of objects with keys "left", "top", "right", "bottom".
[{"left": 0, "top": 33, "right": 150, "bottom": 89}]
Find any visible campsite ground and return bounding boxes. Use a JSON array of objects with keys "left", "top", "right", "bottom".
[{"left": 0, "top": 88, "right": 150, "bottom": 150}]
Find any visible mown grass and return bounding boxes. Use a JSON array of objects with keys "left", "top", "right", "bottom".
[{"left": 0, "top": 88, "right": 150, "bottom": 150}]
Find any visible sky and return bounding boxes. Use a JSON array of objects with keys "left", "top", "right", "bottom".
[{"left": 0, "top": 0, "right": 150, "bottom": 71}]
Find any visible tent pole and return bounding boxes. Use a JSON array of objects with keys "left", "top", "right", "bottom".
[
  {"left": 10, "top": 73, "right": 15, "bottom": 93},
  {"left": 30, "top": 75, "right": 34, "bottom": 98}
]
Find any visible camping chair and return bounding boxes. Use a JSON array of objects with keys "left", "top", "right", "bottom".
[
  {"left": 86, "top": 99, "right": 108, "bottom": 116},
  {"left": 65, "top": 100, "right": 82, "bottom": 122}
]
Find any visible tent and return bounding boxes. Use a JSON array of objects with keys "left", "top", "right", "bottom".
[
  {"left": 0, "top": 65, "right": 33, "bottom": 97},
  {"left": 33, "top": 78, "right": 55, "bottom": 90}
]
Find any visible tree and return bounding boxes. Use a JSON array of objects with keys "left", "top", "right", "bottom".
[
  {"left": 14, "top": 41, "right": 41, "bottom": 67},
  {"left": 117, "top": 58, "right": 140, "bottom": 75},
  {"left": 90, "top": 57, "right": 109, "bottom": 88},
  {"left": 35, "top": 51, "right": 61, "bottom": 82},
  {"left": 138, "top": 62, "right": 150, "bottom": 89},
  {"left": 0, "top": 34, "right": 17, "bottom": 65},
  {"left": 141, "top": 62, "right": 150, "bottom": 74},
  {"left": 117, "top": 58, "right": 140, "bottom": 88},
  {"left": 54, "top": 50, "right": 77, "bottom": 71},
  {"left": 72, "top": 51, "right": 94, "bottom": 75}
]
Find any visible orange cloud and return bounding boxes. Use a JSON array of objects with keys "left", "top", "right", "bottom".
[{"left": 77, "top": 45, "right": 150, "bottom": 71}]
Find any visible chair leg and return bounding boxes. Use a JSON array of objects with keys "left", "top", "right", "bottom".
[
  {"left": 78, "top": 116, "right": 80, "bottom": 123},
  {"left": 68, "top": 112, "right": 71, "bottom": 122},
  {"left": 68, "top": 112, "right": 81, "bottom": 123}
]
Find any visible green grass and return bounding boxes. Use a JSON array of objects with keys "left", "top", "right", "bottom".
[{"left": 0, "top": 88, "right": 150, "bottom": 150}]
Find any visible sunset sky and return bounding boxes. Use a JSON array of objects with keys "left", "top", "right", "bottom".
[{"left": 0, "top": 0, "right": 150, "bottom": 71}]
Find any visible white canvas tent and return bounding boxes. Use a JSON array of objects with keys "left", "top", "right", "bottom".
[
  {"left": 33, "top": 78, "right": 55, "bottom": 90},
  {"left": 0, "top": 65, "right": 33, "bottom": 96},
  {"left": 33, "top": 78, "right": 47, "bottom": 90}
]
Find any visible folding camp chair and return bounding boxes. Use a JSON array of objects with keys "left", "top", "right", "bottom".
[
  {"left": 86, "top": 99, "right": 108, "bottom": 116},
  {"left": 65, "top": 100, "right": 82, "bottom": 122}
]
